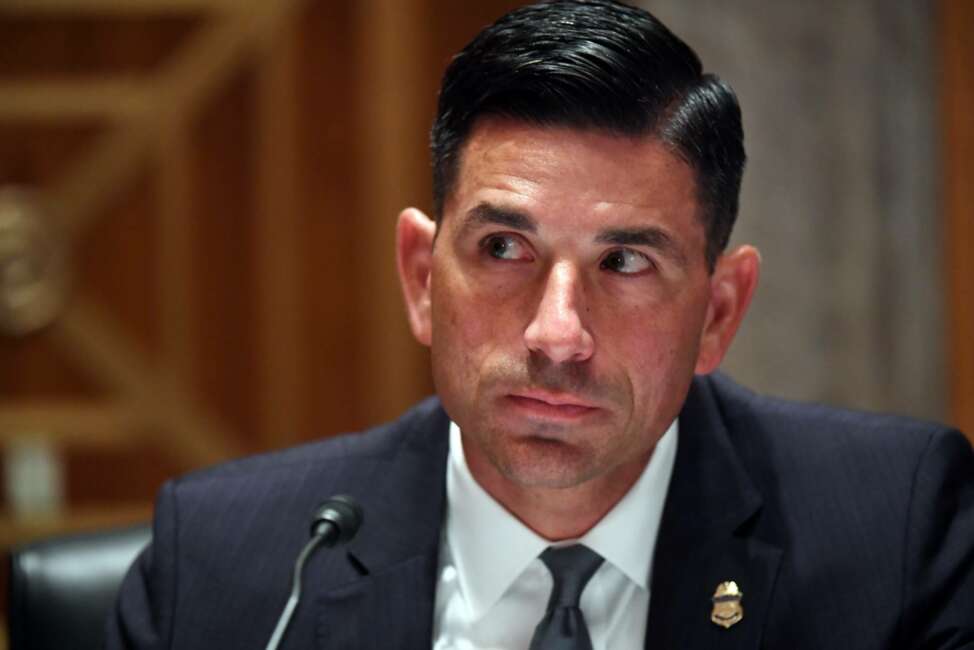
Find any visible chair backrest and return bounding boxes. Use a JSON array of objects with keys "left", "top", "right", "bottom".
[{"left": 9, "top": 524, "right": 151, "bottom": 650}]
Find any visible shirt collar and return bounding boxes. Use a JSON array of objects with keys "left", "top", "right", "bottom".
[
  {"left": 446, "top": 422, "right": 549, "bottom": 620},
  {"left": 445, "top": 419, "right": 678, "bottom": 619}
]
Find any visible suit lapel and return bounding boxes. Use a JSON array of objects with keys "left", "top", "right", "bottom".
[
  {"left": 646, "top": 376, "right": 783, "bottom": 650},
  {"left": 312, "top": 401, "right": 451, "bottom": 650},
  {"left": 314, "top": 552, "right": 440, "bottom": 649}
]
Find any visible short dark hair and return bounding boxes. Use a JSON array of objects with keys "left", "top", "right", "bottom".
[{"left": 430, "top": 0, "right": 745, "bottom": 270}]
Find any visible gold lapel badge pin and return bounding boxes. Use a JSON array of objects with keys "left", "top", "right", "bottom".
[{"left": 711, "top": 581, "right": 744, "bottom": 629}]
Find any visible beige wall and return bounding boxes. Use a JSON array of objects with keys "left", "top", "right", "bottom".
[{"left": 645, "top": 0, "right": 947, "bottom": 421}]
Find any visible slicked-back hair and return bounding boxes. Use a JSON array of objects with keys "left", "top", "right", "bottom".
[{"left": 430, "top": 0, "right": 745, "bottom": 270}]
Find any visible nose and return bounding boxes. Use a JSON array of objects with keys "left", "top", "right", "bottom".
[{"left": 523, "top": 261, "right": 595, "bottom": 364}]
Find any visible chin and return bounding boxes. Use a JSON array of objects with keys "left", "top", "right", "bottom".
[{"left": 491, "top": 437, "right": 601, "bottom": 489}]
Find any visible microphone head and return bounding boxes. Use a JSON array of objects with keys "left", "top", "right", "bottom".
[{"left": 310, "top": 495, "right": 363, "bottom": 545}]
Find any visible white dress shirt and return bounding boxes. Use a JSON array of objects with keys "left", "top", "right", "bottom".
[{"left": 433, "top": 419, "right": 679, "bottom": 650}]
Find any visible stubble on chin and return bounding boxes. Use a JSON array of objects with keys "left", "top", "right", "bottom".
[{"left": 482, "top": 432, "right": 607, "bottom": 489}]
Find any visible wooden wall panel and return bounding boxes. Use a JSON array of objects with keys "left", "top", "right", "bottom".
[
  {"left": 253, "top": 6, "right": 303, "bottom": 448},
  {"left": 427, "top": 0, "right": 527, "bottom": 78},
  {"left": 351, "top": 0, "right": 434, "bottom": 425},
  {"left": 65, "top": 439, "right": 182, "bottom": 506},
  {"left": 76, "top": 169, "right": 160, "bottom": 358},
  {"left": 0, "top": 331, "right": 95, "bottom": 397},
  {"left": 0, "top": 14, "right": 198, "bottom": 78},
  {"left": 0, "top": 124, "right": 104, "bottom": 185},
  {"left": 0, "top": 5, "right": 260, "bottom": 554},
  {"left": 298, "top": 0, "right": 372, "bottom": 435},
  {"left": 188, "top": 65, "right": 261, "bottom": 450},
  {"left": 943, "top": 0, "right": 974, "bottom": 440}
]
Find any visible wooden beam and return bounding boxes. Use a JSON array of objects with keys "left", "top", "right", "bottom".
[
  {"left": 50, "top": 124, "right": 151, "bottom": 241},
  {"left": 51, "top": 1, "right": 304, "bottom": 237},
  {"left": 253, "top": 7, "right": 305, "bottom": 448},
  {"left": 151, "top": 0, "right": 303, "bottom": 124},
  {"left": 0, "top": 401, "right": 140, "bottom": 445},
  {"left": 0, "top": 80, "right": 150, "bottom": 121},
  {"left": 52, "top": 300, "right": 244, "bottom": 467},
  {"left": 943, "top": 0, "right": 974, "bottom": 441}
]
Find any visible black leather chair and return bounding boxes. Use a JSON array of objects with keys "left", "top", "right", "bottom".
[{"left": 9, "top": 524, "right": 151, "bottom": 650}]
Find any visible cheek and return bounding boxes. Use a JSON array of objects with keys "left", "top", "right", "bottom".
[
  {"left": 431, "top": 276, "right": 489, "bottom": 351},
  {"left": 429, "top": 269, "right": 526, "bottom": 424},
  {"left": 429, "top": 270, "right": 510, "bottom": 395},
  {"left": 594, "top": 312, "right": 701, "bottom": 440},
  {"left": 431, "top": 259, "right": 527, "bottom": 352},
  {"left": 593, "top": 295, "right": 709, "bottom": 387}
]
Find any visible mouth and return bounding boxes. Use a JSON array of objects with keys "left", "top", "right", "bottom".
[{"left": 504, "top": 390, "right": 600, "bottom": 420}]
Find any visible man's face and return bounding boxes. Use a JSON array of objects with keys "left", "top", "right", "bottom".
[{"left": 412, "top": 118, "right": 731, "bottom": 496}]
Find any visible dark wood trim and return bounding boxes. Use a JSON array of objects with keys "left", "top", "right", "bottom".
[{"left": 943, "top": 0, "right": 974, "bottom": 440}]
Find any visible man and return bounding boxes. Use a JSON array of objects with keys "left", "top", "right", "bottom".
[{"left": 108, "top": 1, "right": 974, "bottom": 648}]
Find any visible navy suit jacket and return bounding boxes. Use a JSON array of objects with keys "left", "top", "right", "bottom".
[{"left": 106, "top": 374, "right": 974, "bottom": 649}]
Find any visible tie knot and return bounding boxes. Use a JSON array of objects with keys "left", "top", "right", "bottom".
[{"left": 539, "top": 545, "right": 604, "bottom": 609}]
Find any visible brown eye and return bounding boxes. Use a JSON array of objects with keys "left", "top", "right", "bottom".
[
  {"left": 600, "top": 248, "right": 652, "bottom": 274},
  {"left": 482, "top": 234, "right": 529, "bottom": 261}
]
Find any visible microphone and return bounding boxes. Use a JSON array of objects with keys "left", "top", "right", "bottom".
[
  {"left": 265, "top": 495, "right": 363, "bottom": 650},
  {"left": 310, "top": 495, "right": 363, "bottom": 544}
]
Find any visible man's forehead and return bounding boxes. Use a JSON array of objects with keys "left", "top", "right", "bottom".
[
  {"left": 449, "top": 118, "right": 701, "bottom": 229},
  {"left": 459, "top": 118, "right": 691, "bottom": 186}
]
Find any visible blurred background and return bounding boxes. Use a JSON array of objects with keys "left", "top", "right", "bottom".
[{"left": 0, "top": 0, "right": 970, "bottom": 644}]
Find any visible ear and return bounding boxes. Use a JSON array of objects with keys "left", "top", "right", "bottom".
[
  {"left": 396, "top": 207, "right": 437, "bottom": 346},
  {"left": 695, "top": 245, "right": 761, "bottom": 374}
]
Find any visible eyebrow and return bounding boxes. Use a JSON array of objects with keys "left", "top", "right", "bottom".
[{"left": 459, "top": 203, "right": 538, "bottom": 237}]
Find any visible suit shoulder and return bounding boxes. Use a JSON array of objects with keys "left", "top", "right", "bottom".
[
  {"left": 703, "top": 372, "right": 955, "bottom": 455},
  {"left": 698, "top": 374, "right": 973, "bottom": 558},
  {"left": 698, "top": 373, "right": 970, "bottom": 495}
]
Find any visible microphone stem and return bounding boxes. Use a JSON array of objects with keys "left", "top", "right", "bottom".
[{"left": 265, "top": 532, "right": 327, "bottom": 650}]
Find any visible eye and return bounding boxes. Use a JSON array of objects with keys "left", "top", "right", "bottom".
[
  {"left": 600, "top": 248, "right": 653, "bottom": 274},
  {"left": 480, "top": 234, "right": 531, "bottom": 261}
]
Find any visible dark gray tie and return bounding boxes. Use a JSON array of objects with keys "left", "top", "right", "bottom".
[{"left": 529, "top": 545, "right": 604, "bottom": 650}]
